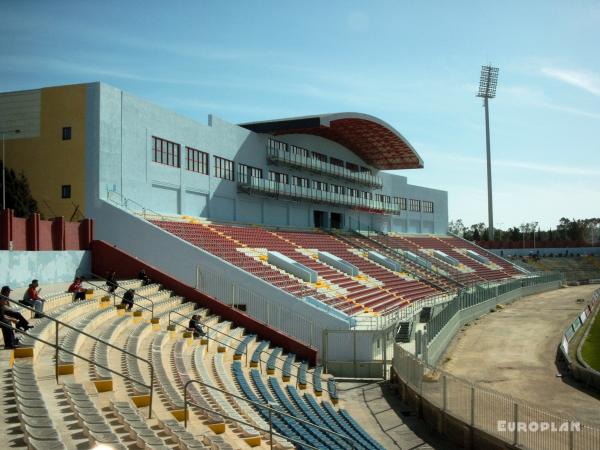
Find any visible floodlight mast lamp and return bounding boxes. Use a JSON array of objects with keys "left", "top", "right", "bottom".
[{"left": 477, "top": 65, "right": 499, "bottom": 241}]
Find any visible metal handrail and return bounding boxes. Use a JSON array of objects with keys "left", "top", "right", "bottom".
[
  {"left": 183, "top": 379, "right": 357, "bottom": 449},
  {"left": 106, "top": 189, "right": 170, "bottom": 221},
  {"left": 333, "top": 228, "right": 453, "bottom": 293},
  {"left": 350, "top": 228, "right": 467, "bottom": 288},
  {"left": 0, "top": 294, "right": 155, "bottom": 418},
  {"left": 168, "top": 308, "right": 333, "bottom": 394},
  {"left": 87, "top": 273, "right": 155, "bottom": 319},
  {"left": 168, "top": 308, "right": 249, "bottom": 366}
]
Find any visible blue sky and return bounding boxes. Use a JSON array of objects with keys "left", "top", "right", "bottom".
[{"left": 1, "top": 1, "right": 599, "bottom": 229}]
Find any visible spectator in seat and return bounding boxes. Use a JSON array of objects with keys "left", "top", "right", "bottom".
[
  {"left": 0, "top": 292, "right": 24, "bottom": 349},
  {"left": 138, "top": 269, "right": 151, "bottom": 287},
  {"left": 107, "top": 271, "right": 119, "bottom": 293},
  {"left": 189, "top": 314, "right": 206, "bottom": 339},
  {"left": 121, "top": 289, "right": 135, "bottom": 311},
  {"left": 68, "top": 276, "right": 86, "bottom": 301},
  {"left": 1, "top": 286, "right": 33, "bottom": 331},
  {"left": 21, "top": 279, "right": 45, "bottom": 318}
]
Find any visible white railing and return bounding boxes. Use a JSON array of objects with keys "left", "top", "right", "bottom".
[
  {"left": 393, "top": 344, "right": 600, "bottom": 450},
  {"left": 238, "top": 177, "right": 400, "bottom": 214},
  {"left": 267, "top": 142, "right": 383, "bottom": 188}
]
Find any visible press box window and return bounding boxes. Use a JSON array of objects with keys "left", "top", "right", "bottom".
[
  {"left": 62, "top": 127, "right": 72, "bottom": 140},
  {"left": 61, "top": 185, "right": 71, "bottom": 199}
]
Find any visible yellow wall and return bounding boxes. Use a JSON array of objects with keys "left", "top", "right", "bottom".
[{"left": 4, "top": 84, "right": 87, "bottom": 219}]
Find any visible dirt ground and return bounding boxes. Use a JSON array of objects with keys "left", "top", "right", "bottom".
[{"left": 440, "top": 284, "right": 600, "bottom": 427}]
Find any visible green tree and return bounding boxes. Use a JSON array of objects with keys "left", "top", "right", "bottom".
[{"left": 0, "top": 161, "right": 39, "bottom": 217}]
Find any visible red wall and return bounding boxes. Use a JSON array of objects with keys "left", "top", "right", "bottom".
[
  {"left": 91, "top": 240, "right": 318, "bottom": 365},
  {"left": 39, "top": 219, "right": 53, "bottom": 250},
  {"left": 0, "top": 209, "right": 93, "bottom": 251}
]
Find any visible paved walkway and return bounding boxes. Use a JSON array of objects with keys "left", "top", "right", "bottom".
[
  {"left": 440, "top": 284, "right": 600, "bottom": 427},
  {"left": 338, "top": 380, "right": 459, "bottom": 449}
]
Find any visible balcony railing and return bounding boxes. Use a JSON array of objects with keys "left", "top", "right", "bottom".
[
  {"left": 238, "top": 177, "right": 400, "bottom": 215},
  {"left": 266, "top": 144, "right": 383, "bottom": 188}
]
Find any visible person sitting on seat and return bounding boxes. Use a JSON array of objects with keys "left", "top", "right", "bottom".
[
  {"left": 1, "top": 293, "right": 22, "bottom": 349},
  {"left": 107, "top": 271, "right": 119, "bottom": 293},
  {"left": 121, "top": 289, "right": 135, "bottom": 311},
  {"left": 137, "top": 269, "right": 151, "bottom": 287},
  {"left": 68, "top": 276, "right": 86, "bottom": 301},
  {"left": 21, "top": 279, "right": 45, "bottom": 318},
  {"left": 188, "top": 314, "right": 206, "bottom": 339},
  {"left": 1, "top": 286, "right": 33, "bottom": 332}
]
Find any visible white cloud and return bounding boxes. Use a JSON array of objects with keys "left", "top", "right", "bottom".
[{"left": 541, "top": 67, "right": 600, "bottom": 96}]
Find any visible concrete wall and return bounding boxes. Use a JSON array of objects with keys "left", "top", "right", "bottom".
[
  {"left": 92, "top": 199, "right": 350, "bottom": 355},
  {"left": 0, "top": 84, "right": 88, "bottom": 219},
  {"left": 0, "top": 250, "right": 91, "bottom": 287},
  {"left": 86, "top": 83, "right": 448, "bottom": 233}
]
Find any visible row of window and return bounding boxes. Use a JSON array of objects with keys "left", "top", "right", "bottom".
[
  {"left": 151, "top": 136, "right": 433, "bottom": 213},
  {"left": 268, "top": 138, "right": 373, "bottom": 175}
]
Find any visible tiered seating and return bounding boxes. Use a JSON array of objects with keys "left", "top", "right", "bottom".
[
  {"left": 153, "top": 219, "right": 453, "bottom": 314},
  {"left": 373, "top": 233, "right": 523, "bottom": 285},
  {"left": 3, "top": 278, "right": 384, "bottom": 449},
  {"left": 273, "top": 229, "right": 440, "bottom": 309}
]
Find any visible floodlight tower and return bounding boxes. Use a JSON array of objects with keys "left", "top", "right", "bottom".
[{"left": 477, "top": 65, "right": 499, "bottom": 241}]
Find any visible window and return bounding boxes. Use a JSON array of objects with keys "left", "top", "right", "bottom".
[
  {"left": 312, "top": 151, "right": 327, "bottom": 163},
  {"left": 292, "top": 175, "right": 310, "bottom": 188},
  {"left": 214, "top": 156, "right": 234, "bottom": 181},
  {"left": 393, "top": 197, "right": 407, "bottom": 210},
  {"left": 268, "top": 138, "right": 287, "bottom": 152},
  {"left": 360, "top": 166, "right": 372, "bottom": 174},
  {"left": 330, "top": 184, "right": 345, "bottom": 195},
  {"left": 152, "top": 136, "right": 181, "bottom": 167},
  {"left": 347, "top": 187, "right": 358, "bottom": 197},
  {"left": 375, "top": 194, "right": 391, "bottom": 203},
  {"left": 312, "top": 180, "right": 328, "bottom": 191},
  {"left": 239, "top": 163, "right": 263, "bottom": 182},
  {"left": 409, "top": 199, "right": 421, "bottom": 212},
  {"left": 61, "top": 185, "right": 71, "bottom": 199},
  {"left": 62, "top": 127, "right": 71, "bottom": 140},
  {"left": 268, "top": 171, "right": 288, "bottom": 184},
  {"left": 186, "top": 147, "right": 209, "bottom": 174},
  {"left": 346, "top": 162, "right": 359, "bottom": 172},
  {"left": 360, "top": 191, "right": 371, "bottom": 200},
  {"left": 422, "top": 201, "right": 434, "bottom": 213},
  {"left": 330, "top": 157, "right": 344, "bottom": 168},
  {"left": 290, "top": 144, "right": 309, "bottom": 158}
]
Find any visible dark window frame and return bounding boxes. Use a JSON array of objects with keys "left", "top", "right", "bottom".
[
  {"left": 62, "top": 127, "right": 72, "bottom": 141},
  {"left": 186, "top": 147, "right": 209, "bottom": 174},
  {"left": 214, "top": 155, "right": 235, "bottom": 181},
  {"left": 152, "top": 136, "right": 181, "bottom": 168},
  {"left": 61, "top": 184, "right": 71, "bottom": 199}
]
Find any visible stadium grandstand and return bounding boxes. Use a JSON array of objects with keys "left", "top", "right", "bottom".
[{"left": 0, "top": 82, "right": 588, "bottom": 449}]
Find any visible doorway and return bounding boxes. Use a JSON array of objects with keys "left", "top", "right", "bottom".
[
  {"left": 331, "top": 212, "right": 343, "bottom": 229},
  {"left": 314, "top": 210, "right": 326, "bottom": 228}
]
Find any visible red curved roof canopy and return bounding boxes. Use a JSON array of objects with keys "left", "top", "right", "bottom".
[{"left": 240, "top": 113, "right": 423, "bottom": 170}]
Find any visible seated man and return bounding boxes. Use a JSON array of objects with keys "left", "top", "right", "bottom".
[
  {"left": 0, "top": 294, "right": 21, "bottom": 349},
  {"left": 188, "top": 314, "right": 206, "bottom": 339},
  {"left": 137, "top": 269, "right": 151, "bottom": 287},
  {"left": 21, "top": 279, "right": 45, "bottom": 318},
  {"left": 1, "top": 286, "right": 33, "bottom": 331},
  {"left": 68, "top": 276, "right": 86, "bottom": 301},
  {"left": 121, "top": 289, "right": 135, "bottom": 311},
  {"left": 106, "top": 271, "right": 119, "bottom": 293}
]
